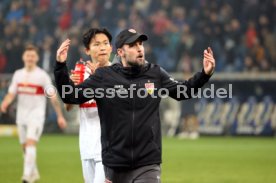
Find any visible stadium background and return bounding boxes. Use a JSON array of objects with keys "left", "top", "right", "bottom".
[{"left": 0, "top": 0, "right": 276, "bottom": 183}]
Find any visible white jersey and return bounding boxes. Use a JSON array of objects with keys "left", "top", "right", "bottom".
[
  {"left": 8, "top": 67, "right": 51, "bottom": 125},
  {"left": 79, "top": 65, "right": 104, "bottom": 160},
  {"left": 79, "top": 103, "right": 102, "bottom": 160}
]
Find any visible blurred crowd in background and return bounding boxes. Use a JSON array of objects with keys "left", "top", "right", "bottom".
[{"left": 0, "top": 0, "right": 276, "bottom": 74}]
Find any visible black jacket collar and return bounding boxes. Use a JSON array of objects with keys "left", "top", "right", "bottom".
[{"left": 112, "top": 55, "right": 150, "bottom": 76}]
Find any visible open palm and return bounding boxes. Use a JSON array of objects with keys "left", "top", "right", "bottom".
[
  {"left": 203, "top": 47, "right": 215, "bottom": 75},
  {"left": 56, "top": 39, "right": 71, "bottom": 63}
]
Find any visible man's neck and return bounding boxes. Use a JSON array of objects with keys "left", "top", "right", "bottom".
[
  {"left": 25, "top": 66, "right": 36, "bottom": 72},
  {"left": 122, "top": 59, "right": 130, "bottom": 67},
  {"left": 94, "top": 60, "right": 110, "bottom": 67}
]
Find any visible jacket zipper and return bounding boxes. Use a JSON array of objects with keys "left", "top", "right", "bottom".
[{"left": 131, "top": 84, "right": 135, "bottom": 168}]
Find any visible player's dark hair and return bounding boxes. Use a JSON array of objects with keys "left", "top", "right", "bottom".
[
  {"left": 24, "top": 44, "right": 39, "bottom": 54},
  {"left": 82, "top": 28, "right": 112, "bottom": 49}
]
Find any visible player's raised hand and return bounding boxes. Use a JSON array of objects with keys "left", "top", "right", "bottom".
[
  {"left": 56, "top": 39, "right": 71, "bottom": 63},
  {"left": 86, "top": 61, "right": 100, "bottom": 74},
  {"left": 203, "top": 47, "right": 215, "bottom": 75}
]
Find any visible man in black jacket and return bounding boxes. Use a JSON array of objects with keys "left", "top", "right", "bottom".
[{"left": 54, "top": 28, "right": 215, "bottom": 183}]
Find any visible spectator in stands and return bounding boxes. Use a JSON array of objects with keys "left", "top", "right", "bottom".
[
  {"left": 0, "top": 48, "right": 7, "bottom": 73},
  {"left": 5, "top": 36, "right": 24, "bottom": 73},
  {"left": 40, "top": 36, "right": 55, "bottom": 73},
  {"left": 5, "top": 1, "right": 23, "bottom": 22}
]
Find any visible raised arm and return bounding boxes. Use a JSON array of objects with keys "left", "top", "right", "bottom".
[
  {"left": 161, "top": 47, "right": 215, "bottom": 100},
  {"left": 54, "top": 39, "right": 102, "bottom": 104}
]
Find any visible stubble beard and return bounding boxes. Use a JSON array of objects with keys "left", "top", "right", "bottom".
[{"left": 126, "top": 56, "right": 145, "bottom": 67}]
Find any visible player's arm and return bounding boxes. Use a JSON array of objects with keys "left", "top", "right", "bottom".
[
  {"left": 49, "top": 96, "right": 67, "bottom": 129},
  {"left": 1, "top": 72, "right": 18, "bottom": 113},
  {"left": 63, "top": 71, "right": 81, "bottom": 111},
  {"left": 161, "top": 47, "right": 215, "bottom": 100},
  {"left": 1, "top": 93, "right": 16, "bottom": 113},
  {"left": 54, "top": 39, "right": 102, "bottom": 104}
]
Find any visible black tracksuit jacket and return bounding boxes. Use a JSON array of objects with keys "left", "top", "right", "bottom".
[{"left": 54, "top": 61, "right": 211, "bottom": 169}]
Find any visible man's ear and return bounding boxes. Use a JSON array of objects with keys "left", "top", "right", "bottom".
[
  {"left": 117, "top": 48, "right": 123, "bottom": 57},
  {"left": 85, "top": 48, "right": 90, "bottom": 55}
]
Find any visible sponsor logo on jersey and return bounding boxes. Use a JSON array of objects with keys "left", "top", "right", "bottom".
[
  {"left": 17, "top": 83, "right": 44, "bottom": 95},
  {"left": 145, "top": 82, "right": 155, "bottom": 95}
]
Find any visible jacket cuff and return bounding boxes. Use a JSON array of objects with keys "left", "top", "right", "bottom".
[
  {"left": 202, "top": 68, "right": 213, "bottom": 78},
  {"left": 199, "top": 69, "right": 212, "bottom": 83},
  {"left": 55, "top": 61, "right": 67, "bottom": 69}
]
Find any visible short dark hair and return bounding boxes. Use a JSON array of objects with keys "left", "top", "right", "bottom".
[
  {"left": 82, "top": 28, "right": 112, "bottom": 49},
  {"left": 24, "top": 44, "right": 39, "bottom": 54}
]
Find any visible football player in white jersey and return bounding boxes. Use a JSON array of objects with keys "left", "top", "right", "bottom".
[
  {"left": 65, "top": 28, "right": 112, "bottom": 183},
  {"left": 1, "top": 45, "right": 67, "bottom": 183}
]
